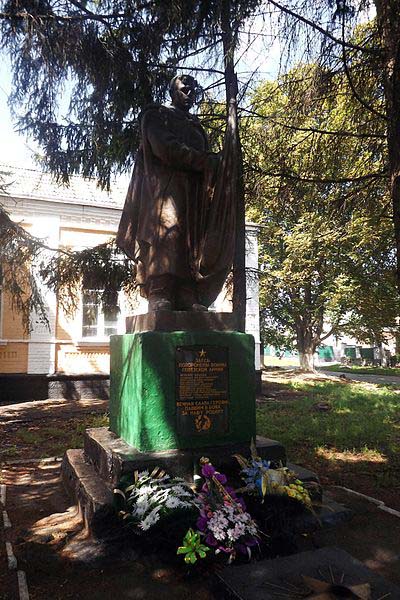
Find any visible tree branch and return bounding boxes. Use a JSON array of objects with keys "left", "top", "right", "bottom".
[
  {"left": 266, "top": 0, "right": 376, "bottom": 54},
  {"left": 240, "top": 107, "right": 386, "bottom": 139},
  {"left": 249, "top": 166, "right": 388, "bottom": 184},
  {"left": 341, "top": 16, "right": 387, "bottom": 121}
]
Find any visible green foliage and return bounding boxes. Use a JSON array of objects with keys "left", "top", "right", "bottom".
[
  {"left": 257, "top": 372, "right": 400, "bottom": 502},
  {"left": 0, "top": 0, "right": 261, "bottom": 188},
  {"left": 177, "top": 528, "right": 210, "bottom": 564},
  {"left": 244, "top": 54, "right": 398, "bottom": 360},
  {"left": 40, "top": 239, "right": 137, "bottom": 316}
]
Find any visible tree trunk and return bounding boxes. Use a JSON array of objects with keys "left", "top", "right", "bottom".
[
  {"left": 221, "top": 0, "right": 246, "bottom": 332},
  {"left": 375, "top": 0, "right": 400, "bottom": 291},
  {"left": 298, "top": 350, "right": 315, "bottom": 371},
  {"left": 295, "top": 318, "right": 316, "bottom": 372}
]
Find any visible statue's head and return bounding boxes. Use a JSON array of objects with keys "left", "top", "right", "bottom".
[{"left": 169, "top": 74, "right": 199, "bottom": 112}]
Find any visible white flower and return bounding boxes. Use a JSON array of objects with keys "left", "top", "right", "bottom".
[
  {"left": 172, "top": 485, "right": 193, "bottom": 497},
  {"left": 138, "top": 506, "right": 162, "bottom": 531},
  {"left": 177, "top": 500, "right": 193, "bottom": 508},
  {"left": 151, "top": 489, "right": 169, "bottom": 503},
  {"left": 137, "top": 485, "right": 153, "bottom": 496},
  {"left": 227, "top": 522, "right": 246, "bottom": 541},
  {"left": 208, "top": 511, "right": 229, "bottom": 541},
  {"left": 133, "top": 502, "right": 148, "bottom": 518},
  {"left": 137, "top": 470, "right": 149, "bottom": 479},
  {"left": 165, "top": 496, "right": 184, "bottom": 509}
]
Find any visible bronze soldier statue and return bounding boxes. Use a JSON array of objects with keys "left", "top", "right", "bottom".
[{"left": 117, "top": 74, "right": 234, "bottom": 312}]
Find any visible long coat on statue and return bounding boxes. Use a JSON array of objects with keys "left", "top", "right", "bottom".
[{"left": 116, "top": 103, "right": 236, "bottom": 307}]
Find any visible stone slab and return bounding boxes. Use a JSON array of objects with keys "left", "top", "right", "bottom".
[
  {"left": 84, "top": 427, "right": 286, "bottom": 486},
  {"left": 294, "top": 493, "right": 353, "bottom": 532},
  {"left": 110, "top": 331, "right": 256, "bottom": 452},
  {"left": 61, "top": 449, "right": 113, "bottom": 528},
  {"left": 126, "top": 311, "right": 238, "bottom": 333},
  {"left": 216, "top": 546, "right": 400, "bottom": 599}
]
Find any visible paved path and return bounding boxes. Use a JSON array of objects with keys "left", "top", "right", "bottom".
[
  {"left": 318, "top": 369, "right": 400, "bottom": 387},
  {"left": 0, "top": 398, "right": 108, "bottom": 423}
]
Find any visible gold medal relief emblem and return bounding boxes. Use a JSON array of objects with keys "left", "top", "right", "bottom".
[{"left": 195, "top": 413, "right": 212, "bottom": 431}]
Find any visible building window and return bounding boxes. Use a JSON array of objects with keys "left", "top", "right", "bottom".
[{"left": 82, "top": 289, "right": 119, "bottom": 338}]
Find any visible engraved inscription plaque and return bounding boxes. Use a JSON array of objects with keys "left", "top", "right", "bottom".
[{"left": 176, "top": 346, "right": 229, "bottom": 436}]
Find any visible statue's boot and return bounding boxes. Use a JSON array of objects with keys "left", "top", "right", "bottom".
[
  {"left": 176, "top": 280, "right": 208, "bottom": 312},
  {"left": 147, "top": 275, "right": 174, "bottom": 311}
]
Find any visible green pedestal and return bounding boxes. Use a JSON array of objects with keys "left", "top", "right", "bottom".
[{"left": 110, "top": 331, "right": 256, "bottom": 452}]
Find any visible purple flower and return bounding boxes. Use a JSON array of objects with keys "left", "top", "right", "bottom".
[
  {"left": 225, "top": 485, "right": 236, "bottom": 497},
  {"left": 215, "top": 473, "right": 227, "bottom": 485},
  {"left": 235, "top": 543, "right": 248, "bottom": 555},
  {"left": 243, "top": 536, "right": 258, "bottom": 547},
  {"left": 237, "top": 496, "right": 247, "bottom": 511},
  {"left": 205, "top": 533, "right": 218, "bottom": 546},
  {"left": 202, "top": 464, "right": 216, "bottom": 478},
  {"left": 196, "top": 516, "right": 208, "bottom": 531}
]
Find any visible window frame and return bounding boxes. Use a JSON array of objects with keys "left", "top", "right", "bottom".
[{"left": 81, "top": 287, "right": 123, "bottom": 341}]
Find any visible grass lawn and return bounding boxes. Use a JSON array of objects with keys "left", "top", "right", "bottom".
[
  {"left": 257, "top": 373, "right": 400, "bottom": 508},
  {"left": 322, "top": 364, "right": 400, "bottom": 376}
]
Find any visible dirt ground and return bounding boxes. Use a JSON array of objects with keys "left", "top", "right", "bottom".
[
  {"left": 1, "top": 388, "right": 400, "bottom": 598},
  {"left": 1, "top": 460, "right": 400, "bottom": 599},
  {"left": 1, "top": 460, "right": 216, "bottom": 600}
]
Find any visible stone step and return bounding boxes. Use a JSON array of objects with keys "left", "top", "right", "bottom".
[
  {"left": 61, "top": 449, "right": 113, "bottom": 528},
  {"left": 84, "top": 426, "right": 287, "bottom": 486},
  {"left": 287, "top": 462, "right": 319, "bottom": 485},
  {"left": 295, "top": 491, "right": 353, "bottom": 533}
]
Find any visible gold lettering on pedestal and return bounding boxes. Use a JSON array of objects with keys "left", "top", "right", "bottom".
[{"left": 176, "top": 346, "right": 229, "bottom": 436}]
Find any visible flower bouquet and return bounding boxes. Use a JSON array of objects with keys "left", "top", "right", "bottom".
[
  {"left": 194, "top": 458, "right": 259, "bottom": 563},
  {"left": 114, "top": 467, "right": 198, "bottom": 551},
  {"left": 234, "top": 441, "right": 312, "bottom": 508},
  {"left": 234, "top": 442, "right": 314, "bottom": 554}
]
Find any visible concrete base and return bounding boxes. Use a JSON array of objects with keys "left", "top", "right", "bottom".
[
  {"left": 110, "top": 330, "right": 256, "bottom": 452},
  {"left": 61, "top": 449, "right": 113, "bottom": 528},
  {"left": 61, "top": 430, "right": 287, "bottom": 529},
  {"left": 83, "top": 427, "right": 287, "bottom": 486},
  {"left": 61, "top": 433, "right": 347, "bottom": 537},
  {"left": 126, "top": 311, "right": 238, "bottom": 333}
]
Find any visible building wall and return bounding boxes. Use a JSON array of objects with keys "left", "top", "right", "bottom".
[
  {"left": 0, "top": 193, "right": 123, "bottom": 375},
  {"left": 0, "top": 257, "right": 30, "bottom": 373}
]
